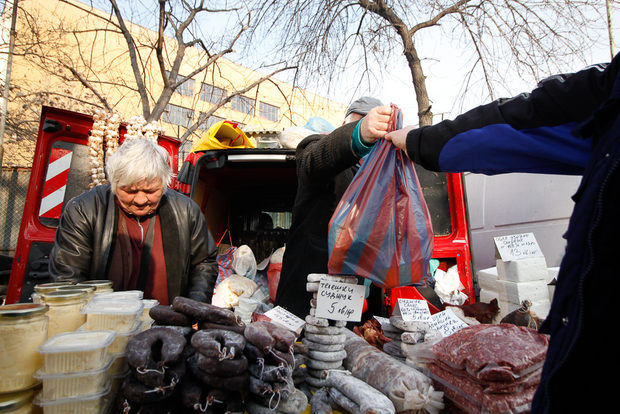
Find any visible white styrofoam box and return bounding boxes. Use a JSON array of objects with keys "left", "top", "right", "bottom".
[
  {"left": 497, "top": 279, "right": 550, "bottom": 304},
  {"left": 476, "top": 267, "right": 499, "bottom": 290},
  {"left": 479, "top": 272, "right": 550, "bottom": 304},
  {"left": 496, "top": 257, "right": 549, "bottom": 282}
]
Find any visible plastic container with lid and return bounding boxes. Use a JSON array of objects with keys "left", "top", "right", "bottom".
[
  {"left": 81, "top": 299, "right": 143, "bottom": 332},
  {"left": 139, "top": 299, "right": 158, "bottom": 330},
  {"left": 38, "top": 330, "right": 116, "bottom": 374},
  {"left": 0, "top": 303, "right": 49, "bottom": 393},
  {"left": 0, "top": 388, "right": 38, "bottom": 414},
  {"left": 33, "top": 357, "right": 112, "bottom": 400},
  {"left": 90, "top": 290, "right": 143, "bottom": 301},
  {"left": 41, "top": 290, "right": 88, "bottom": 338},
  {"left": 79, "top": 319, "right": 142, "bottom": 354},
  {"left": 107, "top": 353, "right": 127, "bottom": 376},
  {"left": 33, "top": 384, "right": 110, "bottom": 414}
]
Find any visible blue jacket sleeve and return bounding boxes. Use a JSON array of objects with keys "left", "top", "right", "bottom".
[{"left": 406, "top": 55, "right": 620, "bottom": 175}]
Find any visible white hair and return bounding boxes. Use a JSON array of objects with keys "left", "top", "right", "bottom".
[{"left": 105, "top": 138, "right": 173, "bottom": 193}]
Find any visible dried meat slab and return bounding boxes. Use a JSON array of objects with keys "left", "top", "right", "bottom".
[
  {"left": 431, "top": 323, "right": 549, "bottom": 382},
  {"left": 428, "top": 362, "right": 536, "bottom": 414}
]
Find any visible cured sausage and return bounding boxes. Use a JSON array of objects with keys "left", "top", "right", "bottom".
[
  {"left": 248, "top": 375, "right": 291, "bottom": 399},
  {"left": 253, "top": 387, "right": 308, "bottom": 414},
  {"left": 198, "top": 321, "right": 246, "bottom": 335},
  {"left": 324, "top": 370, "right": 395, "bottom": 414},
  {"left": 310, "top": 387, "right": 334, "bottom": 414},
  {"left": 126, "top": 327, "right": 187, "bottom": 376},
  {"left": 328, "top": 387, "right": 362, "bottom": 414},
  {"left": 172, "top": 296, "right": 240, "bottom": 325},
  {"left": 120, "top": 373, "right": 177, "bottom": 404},
  {"left": 304, "top": 332, "right": 346, "bottom": 345},
  {"left": 188, "top": 355, "right": 250, "bottom": 392},
  {"left": 304, "top": 323, "right": 344, "bottom": 335},
  {"left": 342, "top": 328, "right": 444, "bottom": 413},
  {"left": 149, "top": 305, "right": 194, "bottom": 326},
  {"left": 191, "top": 329, "right": 246, "bottom": 360},
  {"left": 302, "top": 338, "right": 345, "bottom": 352},
  {"left": 248, "top": 362, "right": 290, "bottom": 383},
  {"left": 307, "top": 349, "right": 347, "bottom": 362},
  {"left": 193, "top": 351, "right": 248, "bottom": 376},
  {"left": 249, "top": 321, "right": 296, "bottom": 352},
  {"left": 244, "top": 322, "right": 276, "bottom": 354}
]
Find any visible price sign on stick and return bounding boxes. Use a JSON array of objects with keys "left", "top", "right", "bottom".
[
  {"left": 316, "top": 280, "right": 365, "bottom": 322},
  {"left": 393, "top": 298, "right": 431, "bottom": 322},
  {"left": 429, "top": 308, "right": 469, "bottom": 337},
  {"left": 264, "top": 306, "right": 305, "bottom": 336}
]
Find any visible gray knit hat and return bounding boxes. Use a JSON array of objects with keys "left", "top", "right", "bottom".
[{"left": 345, "top": 96, "right": 383, "bottom": 118}]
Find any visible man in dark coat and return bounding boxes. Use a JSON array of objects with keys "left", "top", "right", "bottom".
[
  {"left": 50, "top": 138, "right": 218, "bottom": 305},
  {"left": 275, "top": 97, "right": 391, "bottom": 318},
  {"left": 386, "top": 53, "right": 620, "bottom": 412}
]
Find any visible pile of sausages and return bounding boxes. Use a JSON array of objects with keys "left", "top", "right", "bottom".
[
  {"left": 117, "top": 296, "right": 248, "bottom": 413},
  {"left": 243, "top": 321, "right": 308, "bottom": 413},
  {"left": 302, "top": 274, "right": 355, "bottom": 388},
  {"left": 119, "top": 326, "right": 188, "bottom": 413},
  {"left": 380, "top": 315, "right": 443, "bottom": 368}
]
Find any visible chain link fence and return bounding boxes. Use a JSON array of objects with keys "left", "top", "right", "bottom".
[{"left": 0, "top": 167, "right": 30, "bottom": 258}]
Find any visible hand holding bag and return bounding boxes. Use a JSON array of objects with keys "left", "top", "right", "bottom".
[{"left": 327, "top": 105, "right": 434, "bottom": 288}]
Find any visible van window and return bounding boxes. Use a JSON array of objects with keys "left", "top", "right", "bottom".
[{"left": 39, "top": 141, "right": 92, "bottom": 228}]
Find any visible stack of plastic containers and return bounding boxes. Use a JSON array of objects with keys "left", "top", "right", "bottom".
[
  {"left": 0, "top": 303, "right": 49, "bottom": 413},
  {"left": 79, "top": 293, "right": 144, "bottom": 409},
  {"left": 33, "top": 330, "right": 116, "bottom": 413}
]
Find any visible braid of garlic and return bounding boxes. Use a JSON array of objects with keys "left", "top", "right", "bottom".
[{"left": 88, "top": 110, "right": 107, "bottom": 188}]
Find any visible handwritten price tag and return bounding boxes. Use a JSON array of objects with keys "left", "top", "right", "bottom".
[
  {"left": 394, "top": 298, "right": 431, "bottom": 322},
  {"left": 264, "top": 306, "right": 305, "bottom": 335},
  {"left": 429, "top": 309, "right": 469, "bottom": 337},
  {"left": 494, "top": 232, "right": 544, "bottom": 261},
  {"left": 316, "top": 280, "right": 365, "bottom": 322}
]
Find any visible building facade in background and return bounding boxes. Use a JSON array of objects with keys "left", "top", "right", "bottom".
[{"left": 0, "top": 0, "right": 346, "bottom": 168}]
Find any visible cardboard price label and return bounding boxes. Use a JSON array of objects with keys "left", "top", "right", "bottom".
[
  {"left": 315, "top": 280, "right": 365, "bottom": 322},
  {"left": 429, "top": 309, "right": 469, "bottom": 337},
  {"left": 264, "top": 306, "right": 305, "bottom": 336},
  {"left": 494, "top": 232, "right": 544, "bottom": 261},
  {"left": 393, "top": 298, "right": 431, "bottom": 322}
]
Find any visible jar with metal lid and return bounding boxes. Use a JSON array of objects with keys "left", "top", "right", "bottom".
[
  {"left": 40, "top": 291, "right": 87, "bottom": 338},
  {"left": 56, "top": 285, "right": 96, "bottom": 302},
  {"left": 31, "top": 282, "right": 74, "bottom": 304},
  {"left": 76, "top": 280, "right": 113, "bottom": 294},
  {"left": 0, "top": 387, "right": 39, "bottom": 414},
  {"left": 0, "top": 304, "right": 49, "bottom": 394},
  {"left": 0, "top": 387, "right": 38, "bottom": 414}
]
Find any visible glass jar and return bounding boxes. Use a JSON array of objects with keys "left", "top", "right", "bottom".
[
  {"left": 40, "top": 291, "right": 87, "bottom": 338},
  {"left": 31, "top": 282, "right": 74, "bottom": 304},
  {"left": 0, "top": 303, "right": 49, "bottom": 393},
  {"left": 76, "top": 280, "right": 113, "bottom": 295},
  {"left": 0, "top": 387, "right": 38, "bottom": 414},
  {"left": 56, "top": 285, "right": 96, "bottom": 302}
]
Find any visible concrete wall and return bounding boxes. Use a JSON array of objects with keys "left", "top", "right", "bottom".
[{"left": 464, "top": 172, "right": 582, "bottom": 276}]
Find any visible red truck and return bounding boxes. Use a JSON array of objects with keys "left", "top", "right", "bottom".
[{"left": 5, "top": 106, "right": 474, "bottom": 315}]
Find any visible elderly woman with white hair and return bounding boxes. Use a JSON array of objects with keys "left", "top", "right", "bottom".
[{"left": 49, "top": 138, "right": 218, "bottom": 305}]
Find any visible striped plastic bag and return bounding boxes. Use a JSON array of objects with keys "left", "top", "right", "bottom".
[{"left": 327, "top": 105, "right": 434, "bottom": 288}]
